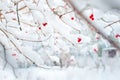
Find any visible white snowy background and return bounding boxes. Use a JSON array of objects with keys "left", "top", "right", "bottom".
[{"left": 0, "top": 0, "right": 120, "bottom": 80}]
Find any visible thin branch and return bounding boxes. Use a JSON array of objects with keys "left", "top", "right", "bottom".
[
  {"left": 0, "top": 42, "right": 17, "bottom": 78},
  {"left": 104, "top": 20, "right": 120, "bottom": 28},
  {"left": 16, "top": 3, "right": 22, "bottom": 30}
]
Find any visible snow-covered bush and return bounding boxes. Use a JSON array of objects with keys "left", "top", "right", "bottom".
[{"left": 0, "top": 1, "right": 120, "bottom": 78}]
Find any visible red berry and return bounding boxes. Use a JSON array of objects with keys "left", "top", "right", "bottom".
[
  {"left": 91, "top": 18, "right": 94, "bottom": 21},
  {"left": 38, "top": 27, "right": 41, "bottom": 30},
  {"left": 71, "top": 17, "right": 74, "bottom": 20},
  {"left": 77, "top": 38, "right": 82, "bottom": 43},
  {"left": 12, "top": 54, "right": 16, "bottom": 56},
  {"left": 115, "top": 34, "right": 120, "bottom": 38},
  {"left": 89, "top": 14, "right": 94, "bottom": 21},
  {"left": 42, "top": 22, "right": 47, "bottom": 27},
  {"left": 94, "top": 48, "right": 97, "bottom": 52}
]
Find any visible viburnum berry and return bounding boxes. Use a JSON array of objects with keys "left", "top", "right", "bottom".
[
  {"left": 42, "top": 22, "right": 47, "bottom": 27},
  {"left": 12, "top": 53, "right": 16, "bottom": 56},
  {"left": 71, "top": 17, "right": 74, "bottom": 20},
  {"left": 77, "top": 37, "right": 82, "bottom": 43},
  {"left": 89, "top": 14, "right": 94, "bottom": 21},
  {"left": 94, "top": 48, "right": 97, "bottom": 52},
  {"left": 115, "top": 34, "right": 120, "bottom": 38},
  {"left": 38, "top": 27, "right": 41, "bottom": 30}
]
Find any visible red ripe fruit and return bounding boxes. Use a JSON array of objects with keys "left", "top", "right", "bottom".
[
  {"left": 71, "top": 17, "right": 74, "bottom": 20},
  {"left": 89, "top": 14, "right": 94, "bottom": 21},
  {"left": 12, "top": 53, "right": 16, "bottom": 56},
  {"left": 115, "top": 34, "right": 120, "bottom": 38},
  {"left": 91, "top": 18, "right": 94, "bottom": 21},
  {"left": 77, "top": 38, "right": 82, "bottom": 43},
  {"left": 42, "top": 22, "right": 47, "bottom": 27},
  {"left": 94, "top": 48, "right": 97, "bottom": 52},
  {"left": 38, "top": 27, "right": 41, "bottom": 30}
]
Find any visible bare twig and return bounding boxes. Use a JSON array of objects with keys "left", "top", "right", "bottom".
[
  {"left": 16, "top": 3, "right": 22, "bottom": 30},
  {"left": 0, "top": 42, "right": 17, "bottom": 78},
  {"left": 104, "top": 20, "right": 120, "bottom": 28}
]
